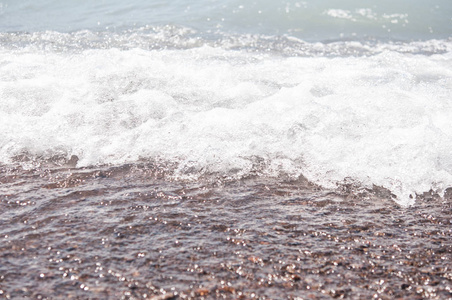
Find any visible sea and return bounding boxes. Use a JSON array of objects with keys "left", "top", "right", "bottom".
[{"left": 0, "top": 0, "right": 451, "bottom": 299}]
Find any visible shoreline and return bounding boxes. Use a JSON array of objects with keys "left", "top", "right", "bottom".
[{"left": 1, "top": 165, "right": 451, "bottom": 299}]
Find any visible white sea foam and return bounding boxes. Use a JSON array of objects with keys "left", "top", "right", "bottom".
[{"left": 1, "top": 37, "right": 451, "bottom": 205}]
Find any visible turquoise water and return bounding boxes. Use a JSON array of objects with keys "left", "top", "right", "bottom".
[{"left": 1, "top": 0, "right": 451, "bottom": 41}]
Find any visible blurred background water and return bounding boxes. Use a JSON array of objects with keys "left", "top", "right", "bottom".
[{"left": 0, "top": 0, "right": 450, "bottom": 41}]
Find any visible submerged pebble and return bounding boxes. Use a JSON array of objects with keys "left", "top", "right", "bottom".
[{"left": 0, "top": 164, "right": 451, "bottom": 299}]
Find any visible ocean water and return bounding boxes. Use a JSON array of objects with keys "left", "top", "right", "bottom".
[{"left": 0, "top": 1, "right": 452, "bottom": 299}]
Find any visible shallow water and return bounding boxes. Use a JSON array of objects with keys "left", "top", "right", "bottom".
[{"left": 0, "top": 163, "right": 451, "bottom": 299}]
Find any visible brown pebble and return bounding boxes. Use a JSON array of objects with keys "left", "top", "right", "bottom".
[
  {"left": 196, "top": 288, "right": 209, "bottom": 296},
  {"left": 219, "top": 286, "right": 235, "bottom": 293}
]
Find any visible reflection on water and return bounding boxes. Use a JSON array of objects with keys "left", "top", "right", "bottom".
[{"left": 0, "top": 163, "right": 451, "bottom": 299}]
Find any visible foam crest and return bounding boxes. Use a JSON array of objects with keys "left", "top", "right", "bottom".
[
  {"left": 1, "top": 41, "right": 451, "bottom": 205},
  {"left": 1, "top": 29, "right": 451, "bottom": 56}
]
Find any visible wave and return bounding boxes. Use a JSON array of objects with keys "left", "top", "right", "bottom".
[
  {"left": 1, "top": 27, "right": 451, "bottom": 54},
  {"left": 1, "top": 29, "right": 451, "bottom": 205}
]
